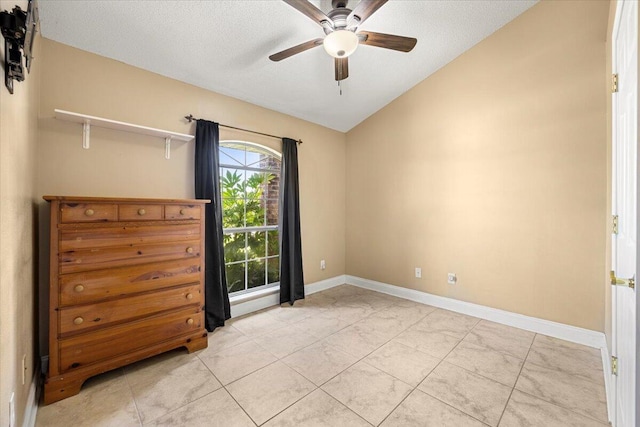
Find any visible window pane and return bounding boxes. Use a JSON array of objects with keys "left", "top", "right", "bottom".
[
  {"left": 247, "top": 259, "right": 266, "bottom": 289},
  {"left": 223, "top": 233, "right": 246, "bottom": 263},
  {"left": 266, "top": 199, "right": 278, "bottom": 226},
  {"left": 267, "top": 257, "right": 279, "bottom": 284},
  {"left": 267, "top": 230, "right": 279, "bottom": 256},
  {"left": 247, "top": 231, "right": 266, "bottom": 260},
  {"left": 244, "top": 171, "right": 265, "bottom": 227},
  {"left": 220, "top": 147, "right": 244, "bottom": 167},
  {"left": 222, "top": 198, "right": 245, "bottom": 228},
  {"left": 226, "top": 262, "right": 246, "bottom": 293},
  {"left": 220, "top": 168, "right": 245, "bottom": 199},
  {"left": 266, "top": 173, "right": 280, "bottom": 200}
]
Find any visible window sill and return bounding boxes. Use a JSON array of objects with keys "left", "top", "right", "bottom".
[{"left": 229, "top": 286, "right": 280, "bottom": 306}]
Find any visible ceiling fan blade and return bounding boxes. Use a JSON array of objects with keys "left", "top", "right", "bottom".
[
  {"left": 347, "top": 0, "right": 388, "bottom": 28},
  {"left": 283, "top": 0, "right": 334, "bottom": 27},
  {"left": 269, "top": 38, "right": 324, "bottom": 62},
  {"left": 358, "top": 31, "right": 417, "bottom": 52},
  {"left": 335, "top": 57, "right": 349, "bottom": 81}
]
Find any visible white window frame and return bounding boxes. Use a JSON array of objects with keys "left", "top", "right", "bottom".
[{"left": 220, "top": 140, "right": 281, "bottom": 296}]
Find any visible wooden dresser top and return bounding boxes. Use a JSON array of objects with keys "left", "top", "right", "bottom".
[{"left": 43, "top": 196, "right": 210, "bottom": 204}]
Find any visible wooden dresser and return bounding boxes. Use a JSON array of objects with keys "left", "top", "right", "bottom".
[{"left": 43, "top": 196, "right": 209, "bottom": 404}]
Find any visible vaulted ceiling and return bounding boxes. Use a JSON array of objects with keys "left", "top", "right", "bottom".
[{"left": 38, "top": 0, "right": 537, "bottom": 132}]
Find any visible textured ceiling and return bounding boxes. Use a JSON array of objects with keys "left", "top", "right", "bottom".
[{"left": 38, "top": 0, "right": 537, "bottom": 132}]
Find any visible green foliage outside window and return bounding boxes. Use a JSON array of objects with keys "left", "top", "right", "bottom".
[{"left": 221, "top": 169, "right": 279, "bottom": 293}]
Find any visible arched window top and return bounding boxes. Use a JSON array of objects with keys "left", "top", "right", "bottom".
[{"left": 220, "top": 140, "right": 281, "bottom": 172}]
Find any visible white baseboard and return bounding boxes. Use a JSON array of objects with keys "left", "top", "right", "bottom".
[
  {"left": 22, "top": 367, "right": 40, "bottom": 427},
  {"left": 601, "top": 346, "right": 614, "bottom": 425},
  {"left": 346, "top": 275, "right": 607, "bottom": 350},
  {"left": 229, "top": 275, "right": 346, "bottom": 318}
]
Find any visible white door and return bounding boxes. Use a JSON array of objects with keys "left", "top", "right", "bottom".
[{"left": 612, "top": 1, "right": 637, "bottom": 426}]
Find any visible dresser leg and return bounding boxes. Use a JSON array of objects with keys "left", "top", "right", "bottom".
[
  {"left": 184, "top": 334, "right": 208, "bottom": 353},
  {"left": 44, "top": 376, "right": 86, "bottom": 405}
]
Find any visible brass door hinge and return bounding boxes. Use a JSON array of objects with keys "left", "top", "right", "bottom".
[
  {"left": 612, "top": 355, "right": 618, "bottom": 375},
  {"left": 612, "top": 74, "right": 619, "bottom": 93},
  {"left": 613, "top": 215, "right": 619, "bottom": 234}
]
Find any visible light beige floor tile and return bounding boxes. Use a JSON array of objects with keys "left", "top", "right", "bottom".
[
  {"left": 515, "top": 361, "right": 608, "bottom": 423},
  {"left": 380, "top": 389, "right": 486, "bottom": 427},
  {"left": 126, "top": 352, "right": 222, "bottom": 423},
  {"left": 499, "top": 390, "right": 609, "bottom": 427},
  {"left": 201, "top": 325, "right": 250, "bottom": 355},
  {"left": 36, "top": 370, "right": 140, "bottom": 427},
  {"left": 199, "top": 339, "right": 277, "bottom": 385},
  {"left": 146, "top": 388, "right": 254, "bottom": 427},
  {"left": 226, "top": 361, "right": 316, "bottom": 425},
  {"left": 263, "top": 389, "right": 370, "bottom": 427},
  {"left": 321, "top": 361, "right": 413, "bottom": 426},
  {"left": 362, "top": 304, "right": 431, "bottom": 333},
  {"left": 464, "top": 320, "right": 534, "bottom": 359},
  {"left": 387, "top": 300, "right": 437, "bottom": 317},
  {"left": 411, "top": 309, "right": 480, "bottom": 339},
  {"left": 322, "top": 323, "right": 390, "bottom": 359},
  {"left": 418, "top": 362, "right": 511, "bottom": 427},
  {"left": 338, "top": 292, "right": 396, "bottom": 311},
  {"left": 253, "top": 324, "right": 319, "bottom": 358},
  {"left": 365, "top": 340, "right": 440, "bottom": 386},
  {"left": 526, "top": 335, "right": 604, "bottom": 385},
  {"left": 282, "top": 341, "right": 359, "bottom": 386},
  {"left": 267, "top": 302, "right": 322, "bottom": 323},
  {"left": 228, "top": 310, "right": 288, "bottom": 338},
  {"left": 394, "top": 329, "right": 460, "bottom": 359},
  {"left": 317, "top": 304, "right": 376, "bottom": 324},
  {"left": 295, "top": 314, "right": 353, "bottom": 339},
  {"left": 445, "top": 341, "right": 523, "bottom": 387}
]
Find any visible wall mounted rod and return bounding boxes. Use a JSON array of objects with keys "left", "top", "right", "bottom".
[{"left": 184, "top": 114, "right": 302, "bottom": 144}]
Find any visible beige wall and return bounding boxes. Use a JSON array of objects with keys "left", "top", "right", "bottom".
[
  {"left": 346, "top": 0, "right": 609, "bottom": 331},
  {"left": 0, "top": 2, "right": 40, "bottom": 424},
  {"left": 37, "top": 39, "right": 346, "bottom": 292}
]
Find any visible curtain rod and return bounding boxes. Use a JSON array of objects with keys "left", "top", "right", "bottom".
[{"left": 184, "top": 114, "right": 302, "bottom": 144}]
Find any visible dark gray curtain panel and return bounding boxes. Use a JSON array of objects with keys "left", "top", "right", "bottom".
[
  {"left": 279, "top": 137, "right": 305, "bottom": 305},
  {"left": 194, "top": 120, "right": 231, "bottom": 331}
]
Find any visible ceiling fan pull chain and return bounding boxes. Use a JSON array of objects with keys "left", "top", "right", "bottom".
[{"left": 338, "top": 80, "right": 342, "bottom": 96}]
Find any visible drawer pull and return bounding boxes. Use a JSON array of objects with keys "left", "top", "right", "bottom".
[
  {"left": 186, "top": 247, "right": 194, "bottom": 254},
  {"left": 138, "top": 208, "right": 146, "bottom": 216},
  {"left": 84, "top": 209, "right": 95, "bottom": 217},
  {"left": 186, "top": 293, "right": 194, "bottom": 300},
  {"left": 186, "top": 318, "right": 194, "bottom": 325},
  {"left": 180, "top": 209, "right": 186, "bottom": 215},
  {"left": 73, "top": 317, "right": 84, "bottom": 325},
  {"left": 74, "top": 284, "right": 85, "bottom": 293}
]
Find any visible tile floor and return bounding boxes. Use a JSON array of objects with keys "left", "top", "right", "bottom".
[{"left": 36, "top": 285, "right": 609, "bottom": 427}]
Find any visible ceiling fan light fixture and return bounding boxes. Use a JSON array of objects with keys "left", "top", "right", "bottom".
[{"left": 323, "top": 30, "right": 358, "bottom": 58}]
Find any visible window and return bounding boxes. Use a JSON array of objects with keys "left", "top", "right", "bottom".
[{"left": 220, "top": 141, "right": 281, "bottom": 295}]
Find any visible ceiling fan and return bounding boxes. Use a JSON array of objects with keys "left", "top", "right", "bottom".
[{"left": 269, "top": 0, "right": 417, "bottom": 82}]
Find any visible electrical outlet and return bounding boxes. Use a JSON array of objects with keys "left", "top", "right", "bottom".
[
  {"left": 415, "top": 267, "right": 422, "bottom": 278},
  {"left": 22, "top": 354, "right": 27, "bottom": 385},
  {"left": 320, "top": 259, "right": 326, "bottom": 270},
  {"left": 447, "top": 273, "right": 457, "bottom": 284},
  {"left": 9, "top": 392, "right": 15, "bottom": 427}
]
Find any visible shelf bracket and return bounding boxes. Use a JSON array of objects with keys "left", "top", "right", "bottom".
[
  {"left": 165, "top": 136, "right": 172, "bottom": 160},
  {"left": 82, "top": 120, "right": 91, "bottom": 149}
]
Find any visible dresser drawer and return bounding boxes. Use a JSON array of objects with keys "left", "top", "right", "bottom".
[
  {"left": 165, "top": 205, "right": 201, "bottom": 220},
  {"left": 59, "top": 258, "right": 201, "bottom": 306},
  {"left": 59, "top": 307, "right": 203, "bottom": 372},
  {"left": 59, "top": 284, "right": 202, "bottom": 335},
  {"left": 60, "top": 203, "right": 118, "bottom": 223},
  {"left": 59, "top": 240, "right": 201, "bottom": 274},
  {"left": 59, "top": 223, "right": 201, "bottom": 251},
  {"left": 119, "top": 204, "right": 163, "bottom": 221}
]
